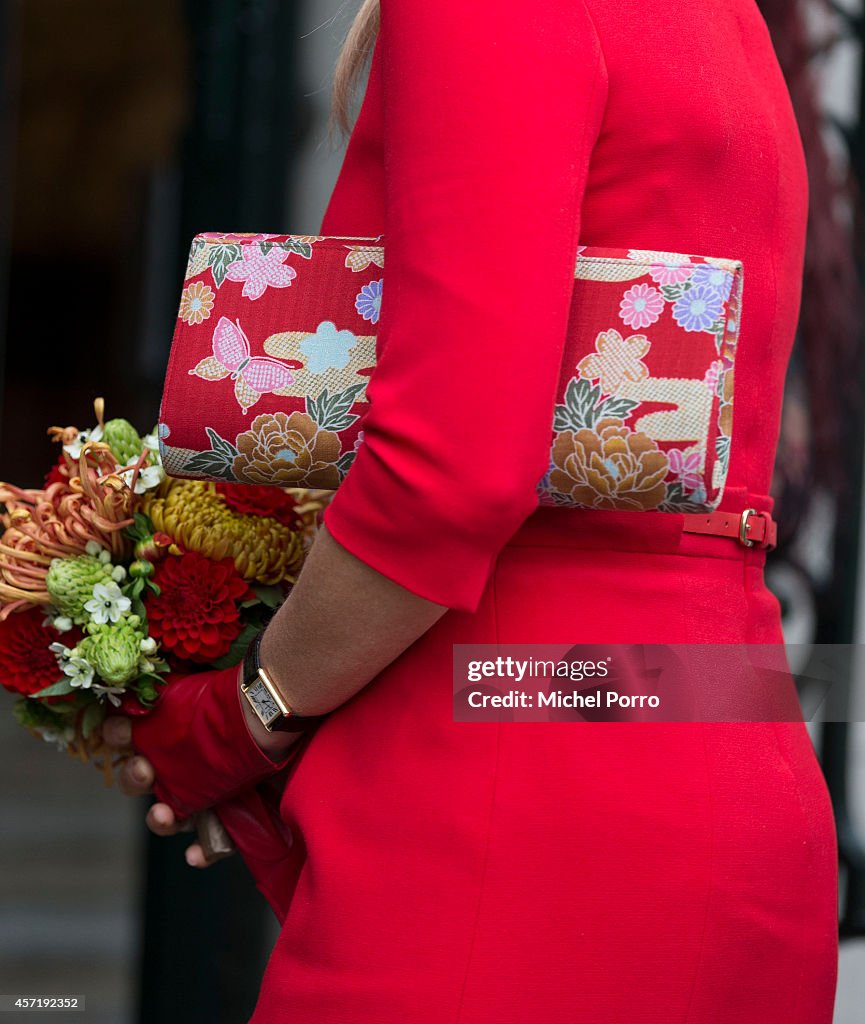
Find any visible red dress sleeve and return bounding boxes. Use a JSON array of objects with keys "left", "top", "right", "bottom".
[{"left": 322, "top": 0, "right": 609, "bottom": 612}]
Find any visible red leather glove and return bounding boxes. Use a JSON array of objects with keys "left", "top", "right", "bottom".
[
  {"left": 212, "top": 762, "right": 310, "bottom": 925},
  {"left": 129, "top": 663, "right": 298, "bottom": 820}
]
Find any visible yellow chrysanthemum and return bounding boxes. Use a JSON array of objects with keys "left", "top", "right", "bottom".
[{"left": 142, "top": 479, "right": 304, "bottom": 585}]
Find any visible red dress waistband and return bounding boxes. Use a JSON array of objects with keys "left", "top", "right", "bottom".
[{"left": 510, "top": 486, "right": 775, "bottom": 564}]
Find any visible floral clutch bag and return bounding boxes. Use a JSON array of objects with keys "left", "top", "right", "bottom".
[{"left": 158, "top": 231, "right": 742, "bottom": 513}]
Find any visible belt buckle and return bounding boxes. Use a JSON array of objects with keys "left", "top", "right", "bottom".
[{"left": 739, "top": 507, "right": 768, "bottom": 548}]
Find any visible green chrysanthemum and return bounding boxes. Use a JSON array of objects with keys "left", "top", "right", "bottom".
[
  {"left": 46, "top": 555, "right": 116, "bottom": 625},
  {"left": 102, "top": 418, "right": 143, "bottom": 466},
  {"left": 78, "top": 614, "right": 147, "bottom": 686}
]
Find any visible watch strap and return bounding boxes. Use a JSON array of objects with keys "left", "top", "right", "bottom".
[{"left": 241, "top": 628, "right": 328, "bottom": 733}]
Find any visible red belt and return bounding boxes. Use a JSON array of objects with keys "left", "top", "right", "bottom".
[{"left": 681, "top": 508, "right": 777, "bottom": 550}]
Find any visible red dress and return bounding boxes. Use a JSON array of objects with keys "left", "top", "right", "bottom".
[{"left": 247, "top": 1, "right": 839, "bottom": 1020}]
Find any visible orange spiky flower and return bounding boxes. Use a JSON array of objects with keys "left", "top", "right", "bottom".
[{"left": 0, "top": 398, "right": 144, "bottom": 620}]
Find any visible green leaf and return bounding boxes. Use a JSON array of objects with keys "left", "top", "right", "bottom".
[
  {"left": 131, "top": 670, "right": 169, "bottom": 708},
  {"left": 184, "top": 451, "right": 235, "bottom": 479},
  {"left": 658, "top": 482, "right": 707, "bottom": 513},
  {"left": 326, "top": 413, "right": 359, "bottom": 432},
  {"left": 135, "top": 670, "right": 168, "bottom": 687},
  {"left": 211, "top": 623, "right": 261, "bottom": 671},
  {"left": 274, "top": 239, "right": 313, "bottom": 260},
  {"left": 550, "top": 492, "right": 578, "bottom": 508},
  {"left": 206, "top": 426, "right": 240, "bottom": 460},
  {"left": 596, "top": 395, "right": 639, "bottom": 421},
  {"left": 12, "top": 697, "right": 66, "bottom": 730},
  {"left": 207, "top": 243, "right": 243, "bottom": 287},
  {"left": 336, "top": 449, "right": 357, "bottom": 475},
  {"left": 259, "top": 241, "right": 273, "bottom": 256},
  {"left": 553, "top": 377, "right": 602, "bottom": 432},
  {"left": 135, "top": 681, "right": 158, "bottom": 706},
  {"left": 124, "top": 510, "right": 156, "bottom": 544},
  {"left": 48, "top": 700, "right": 82, "bottom": 715},
  {"left": 251, "top": 584, "right": 285, "bottom": 609},
  {"left": 30, "top": 677, "right": 76, "bottom": 699},
  {"left": 306, "top": 383, "right": 366, "bottom": 432},
  {"left": 81, "top": 700, "right": 107, "bottom": 739},
  {"left": 660, "top": 283, "right": 686, "bottom": 302},
  {"left": 183, "top": 427, "right": 241, "bottom": 479}
]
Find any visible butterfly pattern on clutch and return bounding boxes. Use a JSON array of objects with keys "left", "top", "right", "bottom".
[{"left": 189, "top": 316, "right": 302, "bottom": 415}]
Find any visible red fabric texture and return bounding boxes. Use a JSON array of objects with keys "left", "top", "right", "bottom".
[
  {"left": 213, "top": 1, "right": 836, "bottom": 1020},
  {"left": 250, "top": 533, "right": 838, "bottom": 1023}
]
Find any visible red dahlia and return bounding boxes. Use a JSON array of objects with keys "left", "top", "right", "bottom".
[
  {"left": 144, "top": 551, "right": 255, "bottom": 663},
  {"left": 214, "top": 481, "right": 300, "bottom": 528},
  {"left": 0, "top": 606, "right": 80, "bottom": 703}
]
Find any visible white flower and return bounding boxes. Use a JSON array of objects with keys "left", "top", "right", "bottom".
[
  {"left": 37, "top": 724, "right": 75, "bottom": 750},
  {"left": 84, "top": 580, "right": 131, "bottom": 624},
  {"left": 142, "top": 431, "right": 162, "bottom": 463},
  {"left": 51, "top": 641, "right": 94, "bottom": 689},
  {"left": 139, "top": 636, "right": 157, "bottom": 656},
  {"left": 111, "top": 565, "right": 127, "bottom": 582},
  {"left": 119, "top": 463, "right": 165, "bottom": 494},
  {"left": 91, "top": 683, "right": 126, "bottom": 707},
  {"left": 43, "top": 608, "right": 73, "bottom": 633},
  {"left": 63, "top": 656, "right": 95, "bottom": 689},
  {"left": 84, "top": 540, "right": 112, "bottom": 564},
  {"left": 63, "top": 424, "right": 104, "bottom": 459}
]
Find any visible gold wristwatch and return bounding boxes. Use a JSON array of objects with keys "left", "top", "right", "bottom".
[{"left": 240, "top": 629, "right": 328, "bottom": 733}]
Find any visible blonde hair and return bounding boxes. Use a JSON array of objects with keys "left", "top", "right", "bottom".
[{"left": 327, "top": 0, "right": 380, "bottom": 146}]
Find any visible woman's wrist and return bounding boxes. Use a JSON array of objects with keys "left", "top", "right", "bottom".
[{"left": 236, "top": 664, "right": 304, "bottom": 763}]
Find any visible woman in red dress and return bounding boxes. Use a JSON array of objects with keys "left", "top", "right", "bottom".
[{"left": 106, "top": 0, "right": 839, "bottom": 1020}]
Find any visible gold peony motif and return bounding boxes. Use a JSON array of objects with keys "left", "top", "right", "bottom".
[
  {"left": 550, "top": 416, "right": 669, "bottom": 510},
  {"left": 233, "top": 411, "right": 341, "bottom": 489}
]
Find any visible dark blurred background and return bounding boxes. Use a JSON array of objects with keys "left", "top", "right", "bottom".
[
  {"left": 0, "top": 0, "right": 347, "bottom": 484},
  {"left": 1, "top": 1, "right": 865, "bottom": 1022}
]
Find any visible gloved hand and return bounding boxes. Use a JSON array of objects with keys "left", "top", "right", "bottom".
[
  {"left": 212, "top": 760, "right": 310, "bottom": 925},
  {"left": 128, "top": 663, "right": 299, "bottom": 820}
]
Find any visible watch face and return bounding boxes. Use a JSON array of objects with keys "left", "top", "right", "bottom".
[{"left": 246, "top": 678, "right": 281, "bottom": 725}]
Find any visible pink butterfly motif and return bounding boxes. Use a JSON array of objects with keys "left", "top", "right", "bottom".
[{"left": 189, "top": 316, "right": 302, "bottom": 414}]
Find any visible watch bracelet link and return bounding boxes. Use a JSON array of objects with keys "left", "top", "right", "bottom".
[{"left": 241, "top": 625, "right": 328, "bottom": 733}]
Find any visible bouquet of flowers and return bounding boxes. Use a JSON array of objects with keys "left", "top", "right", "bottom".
[{"left": 0, "top": 397, "right": 328, "bottom": 784}]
